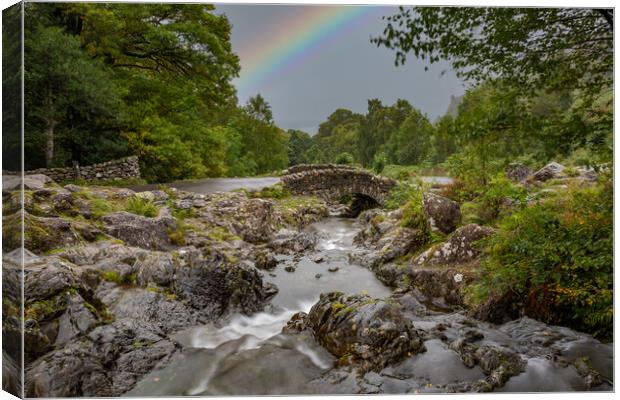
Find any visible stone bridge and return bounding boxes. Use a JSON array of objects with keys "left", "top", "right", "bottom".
[{"left": 280, "top": 164, "right": 397, "bottom": 207}]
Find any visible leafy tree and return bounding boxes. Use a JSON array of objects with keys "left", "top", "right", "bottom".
[
  {"left": 24, "top": 22, "right": 121, "bottom": 167},
  {"left": 430, "top": 115, "right": 457, "bottom": 164},
  {"left": 287, "top": 129, "right": 313, "bottom": 166},
  {"left": 2, "top": 4, "right": 23, "bottom": 170},
  {"left": 374, "top": 7, "right": 613, "bottom": 96},
  {"left": 245, "top": 94, "right": 273, "bottom": 124},
  {"left": 385, "top": 108, "right": 433, "bottom": 165}
]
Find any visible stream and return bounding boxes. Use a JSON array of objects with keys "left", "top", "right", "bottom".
[{"left": 127, "top": 216, "right": 613, "bottom": 396}]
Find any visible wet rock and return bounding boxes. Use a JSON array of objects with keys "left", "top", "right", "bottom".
[
  {"left": 504, "top": 163, "right": 533, "bottom": 182},
  {"left": 532, "top": 162, "right": 566, "bottom": 182},
  {"left": 2, "top": 350, "right": 21, "bottom": 397},
  {"left": 285, "top": 265, "right": 296, "bottom": 273},
  {"left": 412, "top": 224, "right": 495, "bottom": 267},
  {"left": 269, "top": 231, "right": 318, "bottom": 254},
  {"left": 25, "top": 319, "right": 179, "bottom": 397},
  {"left": 109, "top": 289, "right": 196, "bottom": 333},
  {"left": 254, "top": 248, "right": 278, "bottom": 270},
  {"left": 313, "top": 255, "right": 325, "bottom": 263},
  {"left": 328, "top": 266, "right": 339, "bottom": 273},
  {"left": 101, "top": 209, "right": 176, "bottom": 250},
  {"left": 448, "top": 340, "right": 525, "bottom": 392},
  {"left": 375, "top": 227, "right": 426, "bottom": 263},
  {"left": 422, "top": 192, "right": 461, "bottom": 234},
  {"left": 315, "top": 273, "right": 322, "bottom": 279},
  {"left": 304, "top": 292, "right": 425, "bottom": 372},
  {"left": 171, "top": 250, "right": 275, "bottom": 321}
]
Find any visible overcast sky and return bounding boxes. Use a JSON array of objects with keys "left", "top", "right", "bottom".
[{"left": 215, "top": 4, "right": 467, "bottom": 134}]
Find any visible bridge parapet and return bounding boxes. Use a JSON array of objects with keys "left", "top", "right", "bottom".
[{"left": 281, "top": 164, "right": 397, "bottom": 205}]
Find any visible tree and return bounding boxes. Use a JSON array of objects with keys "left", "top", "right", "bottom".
[
  {"left": 245, "top": 94, "right": 273, "bottom": 124},
  {"left": 24, "top": 23, "right": 121, "bottom": 167},
  {"left": 385, "top": 108, "right": 433, "bottom": 165},
  {"left": 287, "top": 129, "right": 313, "bottom": 166},
  {"left": 373, "top": 8, "right": 613, "bottom": 96}
]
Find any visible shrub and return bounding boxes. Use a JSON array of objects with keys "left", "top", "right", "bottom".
[
  {"left": 372, "top": 152, "right": 387, "bottom": 173},
  {"left": 471, "top": 181, "right": 612, "bottom": 339},
  {"left": 385, "top": 183, "right": 418, "bottom": 210},
  {"left": 400, "top": 190, "right": 430, "bottom": 236},
  {"left": 335, "top": 152, "right": 354, "bottom": 165},
  {"left": 476, "top": 174, "right": 527, "bottom": 224},
  {"left": 248, "top": 183, "right": 290, "bottom": 199},
  {"left": 125, "top": 197, "right": 159, "bottom": 217}
]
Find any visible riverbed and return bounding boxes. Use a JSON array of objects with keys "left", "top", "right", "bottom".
[{"left": 127, "top": 215, "right": 613, "bottom": 396}]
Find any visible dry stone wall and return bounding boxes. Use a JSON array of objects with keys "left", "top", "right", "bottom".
[
  {"left": 281, "top": 164, "right": 397, "bottom": 205},
  {"left": 4, "top": 156, "right": 141, "bottom": 182}
]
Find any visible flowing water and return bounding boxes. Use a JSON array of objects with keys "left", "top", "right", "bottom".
[{"left": 126, "top": 178, "right": 611, "bottom": 395}]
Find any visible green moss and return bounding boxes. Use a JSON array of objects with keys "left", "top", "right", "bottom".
[
  {"left": 335, "top": 306, "right": 356, "bottom": 317},
  {"left": 101, "top": 270, "right": 136, "bottom": 286},
  {"left": 207, "top": 226, "right": 240, "bottom": 242},
  {"left": 25, "top": 294, "right": 68, "bottom": 321}
]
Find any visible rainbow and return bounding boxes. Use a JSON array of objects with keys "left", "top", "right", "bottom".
[{"left": 235, "top": 5, "right": 385, "bottom": 93}]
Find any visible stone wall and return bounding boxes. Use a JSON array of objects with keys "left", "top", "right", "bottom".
[
  {"left": 4, "top": 156, "right": 141, "bottom": 182},
  {"left": 281, "top": 164, "right": 397, "bottom": 205}
]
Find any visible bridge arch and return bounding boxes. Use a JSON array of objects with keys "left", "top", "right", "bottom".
[{"left": 280, "top": 164, "right": 397, "bottom": 208}]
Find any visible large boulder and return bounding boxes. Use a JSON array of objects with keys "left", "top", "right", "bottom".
[
  {"left": 230, "top": 198, "right": 277, "bottom": 243},
  {"left": 25, "top": 319, "right": 179, "bottom": 397},
  {"left": 412, "top": 224, "right": 495, "bottom": 267},
  {"left": 422, "top": 192, "right": 461, "bottom": 234},
  {"left": 532, "top": 162, "right": 566, "bottom": 182},
  {"left": 3, "top": 173, "right": 52, "bottom": 191},
  {"left": 101, "top": 209, "right": 176, "bottom": 250},
  {"left": 300, "top": 292, "right": 425, "bottom": 372},
  {"left": 171, "top": 249, "right": 277, "bottom": 321},
  {"left": 109, "top": 289, "right": 196, "bottom": 334}
]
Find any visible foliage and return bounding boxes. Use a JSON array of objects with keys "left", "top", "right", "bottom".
[
  {"left": 476, "top": 174, "right": 527, "bottom": 224},
  {"left": 247, "top": 184, "right": 290, "bottom": 199},
  {"left": 385, "top": 182, "right": 419, "bottom": 210},
  {"left": 471, "top": 181, "right": 613, "bottom": 338},
  {"left": 372, "top": 152, "right": 387, "bottom": 174},
  {"left": 287, "top": 130, "right": 313, "bottom": 166},
  {"left": 125, "top": 197, "right": 159, "bottom": 218},
  {"left": 335, "top": 152, "right": 354, "bottom": 165},
  {"left": 374, "top": 7, "right": 613, "bottom": 96},
  {"left": 385, "top": 109, "right": 433, "bottom": 165}
]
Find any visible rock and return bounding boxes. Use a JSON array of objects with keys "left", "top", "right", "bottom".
[
  {"left": 230, "top": 198, "right": 276, "bottom": 243},
  {"left": 3, "top": 173, "right": 52, "bottom": 191},
  {"left": 269, "top": 231, "right": 318, "bottom": 254},
  {"left": 504, "top": 163, "right": 532, "bottom": 182},
  {"left": 101, "top": 210, "right": 176, "bottom": 250},
  {"left": 315, "top": 273, "right": 322, "bottom": 279},
  {"left": 109, "top": 289, "right": 196, "bottom": 333},
  {"left": 2, "top": 350, "right": 21, "bottom": 397},
  {"left": 375, "top": 227, "right": 426, "bottom": 263},
  {"left": 3, "top": 212, "right": 85, "bottom": 253},
  {"left": 328, "top": 266, "right": 339, "bottom": 273},
  {"left": 254, "top": 249, "right": 278, "bottom": 270},
  {"left": 422, "top": 192, "right": 461, "bottom": 234},
  {"left": 532, "top": 162, "right": 566, "bottom": 182},
  {"left": 171, "top": 249, "right": 275, "bottom": 321},
  {"left": 134, "top": 251, "right": 176, "bottom": 287},
  {"left": 285, "top": 265, "right": 296, "bottom": 273},
  {"left": 412, "top": 224, "right": 495, "bottom": 267},
  {"left": 25, "top": 319, "right": 179, "bottom": 397},
  {"left": 313, "top": 255, "right": 325, "bottom": 263},
  {"left": 304, "top": 292, "right": 425, "bottom": 372}
]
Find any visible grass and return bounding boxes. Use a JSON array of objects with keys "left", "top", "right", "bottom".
[{"left": 125, "top": 197, "right": 159, "bottom": 217}]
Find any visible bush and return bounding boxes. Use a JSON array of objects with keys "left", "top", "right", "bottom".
[
  {"left": 335, "top": 152, "right": 354, "bottom": 165},
  {"left": 471, "top": 181, "right": 612, "bottom": 339},
  {"left": 247, "top": 183, "right": 290, "bottom": 199},
  {"left": 372, "top": 152, "right": 387, "bottom": 173},
  {"left": 385, "top": 183, "right": 418, "bottom": 210},
  {"left": 476, "top": 174, "right": 527, "bottom": 224},
  {"left": 125, "top": 197, "right": 159, "bottom": 217}
]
